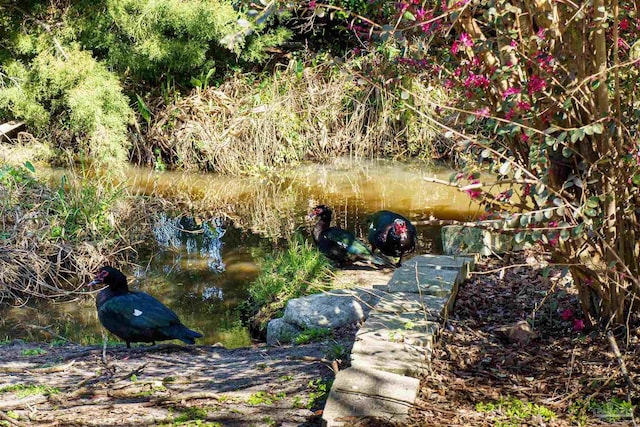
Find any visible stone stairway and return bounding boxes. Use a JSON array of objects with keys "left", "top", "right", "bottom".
[{"left": 322, "top": 254, "right": 475, "bottom": 426}]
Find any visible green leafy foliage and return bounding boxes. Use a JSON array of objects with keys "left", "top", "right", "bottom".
[
  {"left": 241, "top": 233, "right": 333, "bottom": 333},
  {"left": 0, "top": 45, "right": 133, "bottom": 166},
  {"left": 71, "top": 0, "right": 254, "bottom": 85}
]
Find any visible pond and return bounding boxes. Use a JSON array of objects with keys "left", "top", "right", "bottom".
[{"left": 0, "top": 159, "right": 480, "bottom": 348}]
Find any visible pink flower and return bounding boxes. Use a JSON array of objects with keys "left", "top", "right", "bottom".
[
  {"left": 510, "top": 40, "right": 518, "bottom": 48},
  {"left": 459, "top": 33, "right": 474, "bottom": 47},
  {"left": 505, "top": 109, "right": 516, "bottom": 121},
  {"left": 503, "top": 87, "right": 521, "bottom": 99},
  {"left": 560, "top": 309, "right": 574, "bottom": 321},
  {"left": 416, "top": 8, "right": 426, "bottom": 20},
  {"left": 309, "top": 0, "right": 316, "bottom": 8},
  {"left": 451, "top": 40, "right": 460, "bottom": 54},
  {"left": 474, "top": 107, "right": 490, "bottom": 117},
  {"left": 516, "top": 101, "right": 531, "bottom": 111},
  {"left": 520, "top": 133, "right": 529, "bottom": 142},
  {"left": 465, "top": 189, "right": 482, "bottom": 199},
  {"left": 620, "top": 18, "right": 630, "bottom": 31},
  {"left": 444, "top": 79, "right": 454, "bottom": 89},
  {"left": 573, "top": 319, "right": 585, "bottom": 332},
  {"left": 536, "top": 28, "right": 546, "bottom": 39},
  {"left": 527, "top": 75, "right": 547, "bottom": 94}
]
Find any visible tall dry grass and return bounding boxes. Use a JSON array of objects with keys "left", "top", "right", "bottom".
[
  {"left": 0, "top": 162, "right": 165, "bottom": 302},
  {"left": 134, "top": 57, "right": 445, "bottom": 174}
]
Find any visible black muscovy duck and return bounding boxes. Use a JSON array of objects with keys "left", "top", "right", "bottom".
[
  {"left": 309, "top": 205, "right": 393, "bottom": 268},
  {"left": 89, "top": 266, "right": 203, "bottom": 348},
  {"left": 367, "top": 210, "right": 417, "bottom": 266}
]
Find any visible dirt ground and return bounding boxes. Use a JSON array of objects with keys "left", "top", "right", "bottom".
[
  {"left": 1, "top": 253, "right": 638, "bottom": 427},
  {"left": 0, "top": 339, "right": 351, "bottom": 427},
  {"left": 408, "top": 249, "right": 640, "bottom": 427}
]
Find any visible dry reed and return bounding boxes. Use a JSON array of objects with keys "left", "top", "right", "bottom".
[{"left": 134, "top": 59, "right": 443, "bottom": 174}]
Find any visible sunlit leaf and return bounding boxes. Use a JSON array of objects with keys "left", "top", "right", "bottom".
[
  {"left": 24, "top": 161, "right": 35, "bottom": 173},
  {"left": 592, "top": 123, "right": 604, "bottom": 134},
  {"left": 584, "top": 207, "right": 597, "bottom": 217},
  {"left": 586, "top": 197, "right": 599, "bottom": 208},
  {"left": 499, "top": 161, "right": 511, "bottom": 175},
  {"left": 403, "top": 10, "right": 416, "bottom": 20}
]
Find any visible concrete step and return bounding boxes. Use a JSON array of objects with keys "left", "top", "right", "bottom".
[
  {"left": 356, "top": 310, "right": 439, "bottom": 348},
  {"left": 322, "top": 254, "right": 476, "bottom": 427},
  {"left": 350, "top": 335, "right": 430, "bottom": 377},
  {"left": 322, "top": 366, "right": 419, "bottom": 427},
  {"left": 374, "top": 292, "right": 448, "bottom": 320}
]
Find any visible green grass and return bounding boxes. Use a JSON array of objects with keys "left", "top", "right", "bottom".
[
  {"left": 0, "top": 384, "right": 60, "bottom": 398},
  {"left": 294, "top": 327, "right": 333, "bottom": 345},
  {"left": 243, "top": 233, "right": 333, "bottom": 333},
  {"left": 246, "top": 391, "right": 286, "bottom": 406},
  {"left": 475, "top": 397, "right": 556, "bottom": 427},
  {"left": 589, "top": 397, "right": 634, "bottom": 423},
  {"left": 307, "top": 378, "right": 332, "bottom": 410},
  {"left": 21, "top": 348, "right": 47, "bottom": 356}
]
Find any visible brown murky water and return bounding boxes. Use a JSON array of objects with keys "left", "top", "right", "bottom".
[{"left": 0, "top": 159, "right": 479, "bottom": 347}]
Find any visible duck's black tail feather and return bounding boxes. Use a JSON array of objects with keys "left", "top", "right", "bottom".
[{"left": 169, "top": 325, "right": 204, "bottom": 344}]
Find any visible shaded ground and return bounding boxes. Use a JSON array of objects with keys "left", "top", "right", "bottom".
[
  {"left": 1, "top": 252, "right": 639, "bottom": 426},
  {"left": 408, "top": 249, "right": 640, "bottom": 426},
  {"left": 0, "top": 339, "right": 353, "bottom": 426}
]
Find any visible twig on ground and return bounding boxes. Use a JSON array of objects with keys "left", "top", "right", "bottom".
[{"left": 607, "top": 329, "right": 639, "bottom": 391}]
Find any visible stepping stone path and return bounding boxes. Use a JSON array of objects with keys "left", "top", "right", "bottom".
[{"left": 322, "top": 254, "right": 475, "bottom": 427}]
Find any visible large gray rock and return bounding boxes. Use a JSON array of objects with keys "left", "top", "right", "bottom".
[
  {"left": 266, "top": 317, "right": 304, "bottom": 346},
  {"left": 283, "top": 288, "right": 383, "bottom": 330}
]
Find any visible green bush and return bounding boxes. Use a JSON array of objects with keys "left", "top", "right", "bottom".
[
  {"left": 0, "top": 46, "right": 133, "bottom": 166},
  {"left": 71, "top": 0, "right": 283, "bottom": 86}
]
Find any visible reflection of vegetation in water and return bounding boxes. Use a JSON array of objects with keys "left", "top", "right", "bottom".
[{"left": 152, "top": 213, "right": 226, "bottom": 272}]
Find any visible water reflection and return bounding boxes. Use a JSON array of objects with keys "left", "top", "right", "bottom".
[{"left": 0, "top": 159, "right": 479, "bottom": 348}]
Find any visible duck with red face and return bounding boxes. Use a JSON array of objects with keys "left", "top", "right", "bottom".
[{"left": 367, "top": 210, "right": 417, "bottom": 266}]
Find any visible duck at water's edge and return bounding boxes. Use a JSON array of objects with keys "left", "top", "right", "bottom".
[
  {"left": 308, "top": 205, "right": 394, "bottom": 268},
  {"left": 89, "top": 266, "right": 203, "bottom": 348},
  {"left": 367, "top": 210, "right": 417, "bottom": 266}
]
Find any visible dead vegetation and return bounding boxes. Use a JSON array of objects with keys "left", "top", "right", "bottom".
[
  {"left": 0, "top": 163, "right": 166, "bottom": 303},
  {"left": 409, "top": 249, "right": 640, "bottom": 426},
  {"left": 133, "top": 60, "right": 444, "bottom": 174}
]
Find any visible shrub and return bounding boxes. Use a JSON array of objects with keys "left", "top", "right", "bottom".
[{"left": 325, "top": 0, "right": 640, "bottom": 327}]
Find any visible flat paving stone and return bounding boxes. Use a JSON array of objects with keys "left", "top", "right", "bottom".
[
  {"left": 387, "top": 266, "right": 460, "bottom": 296},
  {"left": 350, "top": 335, "right": 430, "bottom": 377},
  {"left": 322, "top": 366, "right": 419, "bottom": 427},
  {"left": 403, "top": 254, "right": 475, "bottom": 270},
  {"left": 356, "top": 310, "right": 438, "bottom": 348},
  {"left": 374, "top": 292, "right": 448, "bottom": 319}
]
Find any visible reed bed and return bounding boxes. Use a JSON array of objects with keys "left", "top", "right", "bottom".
[
  {"left": 135, "top": 59, "right": 443, "bottom": 174},
  {"left": 0, "top": 162, "right": 162, "bottom": 302}
]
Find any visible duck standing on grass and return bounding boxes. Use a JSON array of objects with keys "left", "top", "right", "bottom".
[
  {"left": 89, "top": 266, "right": 203, "bottom": 348},
  {"left": 308, "top": 205, "right": 394, "bottom": 268},
  {"left": 367, "top": 210, "right": 417, "bottom": 266}
]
